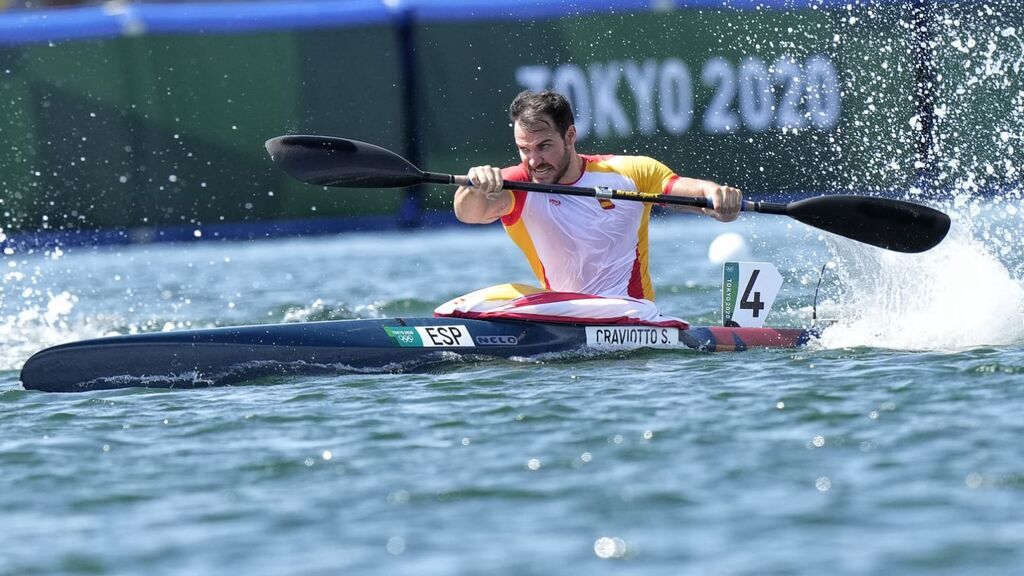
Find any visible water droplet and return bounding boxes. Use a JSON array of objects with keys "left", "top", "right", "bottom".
[
  {"left": 386, "top": 536, "right": 405, "bottom": 555},
  {"left": 594, "top": 536, "right": 627, "bottom": 559}
]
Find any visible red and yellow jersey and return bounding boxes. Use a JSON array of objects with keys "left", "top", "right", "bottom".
[{"left": 500, "top": 154, "right": 679, "bottom": 300}]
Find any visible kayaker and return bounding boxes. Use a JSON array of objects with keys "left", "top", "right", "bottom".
[{"left": 454, "top": 89, "right": 741, "bottom": 300}]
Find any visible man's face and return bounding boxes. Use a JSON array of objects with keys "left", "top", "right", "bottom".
[{"left": 513, "top": 120, "right": 576, "bottom": 184}]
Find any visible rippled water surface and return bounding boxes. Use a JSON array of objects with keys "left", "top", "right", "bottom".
[{"left": 2, "top": 215, "right": 1023, "bottom": 575}]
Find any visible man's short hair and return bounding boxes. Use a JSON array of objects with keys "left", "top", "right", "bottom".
[{"left": 509, "top": 90, "right": 575, "bottom": 136}]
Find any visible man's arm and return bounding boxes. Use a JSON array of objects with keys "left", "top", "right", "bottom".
[
  {"left": 666, "top": 177, "right": 742, "bottom": 222},
  {"left": 454, "top": 165, "right": 514, "bottom": 224}
]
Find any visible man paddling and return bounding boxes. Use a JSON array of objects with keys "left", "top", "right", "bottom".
[{"left": 454, "top": 89, "right": 741, "bottom": 300}]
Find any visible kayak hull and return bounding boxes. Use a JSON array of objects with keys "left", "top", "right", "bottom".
[{"left": 20, "top": 317, "right": 814, "bottom": 392}]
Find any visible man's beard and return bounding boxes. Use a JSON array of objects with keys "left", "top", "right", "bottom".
[{"left": 530, "top": 146, "right": 571, "bottom": 183}]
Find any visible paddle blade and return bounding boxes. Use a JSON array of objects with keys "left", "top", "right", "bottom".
[
  {"left": 265, "top": 135, "right": 426, "bottom": 188},
  {"left": 786, "top": 195, "right": 951, "bottom": 253}
]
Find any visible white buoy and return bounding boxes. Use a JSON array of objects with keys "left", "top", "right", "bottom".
[{"left": 707, "top": 232, "right": 751, "bottom": 264}]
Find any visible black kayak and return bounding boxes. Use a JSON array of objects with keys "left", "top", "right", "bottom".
[{"left": 20, "top": 317, "right": 814, "bottom": 392}]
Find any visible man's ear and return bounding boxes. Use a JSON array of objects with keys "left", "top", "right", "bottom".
[{"left": 565, "top": 124, "right": 577, "bottom": 149}]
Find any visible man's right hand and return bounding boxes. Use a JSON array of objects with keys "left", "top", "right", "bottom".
[
  {"left": 465, "top": 166, "right": 504, "bottom": 199},
  {"left": 454, "top": 165, "right": 512, "bottom": 224}
]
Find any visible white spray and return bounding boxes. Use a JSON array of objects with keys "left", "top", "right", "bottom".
[{"left": 817, "top": 210, "right": 1024, "bottom": 350}]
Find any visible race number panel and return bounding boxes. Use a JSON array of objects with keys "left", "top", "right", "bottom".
[{"left": 722, "top": 262, "right": 783, "bottom": 328}]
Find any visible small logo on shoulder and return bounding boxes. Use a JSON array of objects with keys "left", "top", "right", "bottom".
[{"left": 475, "top": 335, "right": 518, "bottom": 346}]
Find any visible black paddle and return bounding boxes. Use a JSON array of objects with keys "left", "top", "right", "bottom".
[{"left": 265, "top": 135, "right": 951, "bottom": 253}]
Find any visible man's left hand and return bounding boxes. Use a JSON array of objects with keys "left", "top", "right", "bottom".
[{"left": 703, "top": 185, "right": 742, "bottom": 222}]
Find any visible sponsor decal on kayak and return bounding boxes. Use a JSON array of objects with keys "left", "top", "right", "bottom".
[
  {"left": 585, "top": 326, "right": 680, "bottom": 348},
  {"left": 384, "top": 327, "right": 422, "bottom": 347},
  {"left": 475, "top": 335, "right": 519, "bottom": 346},
  {"left": 384, "top": 326, "right": 475, "bottom": 348}
]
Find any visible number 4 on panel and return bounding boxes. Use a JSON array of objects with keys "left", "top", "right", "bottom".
[{"left": 721, "top": 262, "right": 784, "bottom": 328}]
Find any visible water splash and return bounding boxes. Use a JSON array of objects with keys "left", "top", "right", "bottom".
[
  {"left": 817, "top": 209, "right": 1024, "bottom": 351},
  {"left": 0, "top": 287, "right": 108, "bottom": 372},
  {"left": 0, "top": 247, "right": 204, "bottom": 372},
  {"left": 810, "top": 1, "right": 1024, "bottom": 351}
]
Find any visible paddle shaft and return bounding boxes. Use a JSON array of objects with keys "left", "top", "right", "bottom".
[{"left": 422, "top": 171, "right": 783, "bottom": 213}]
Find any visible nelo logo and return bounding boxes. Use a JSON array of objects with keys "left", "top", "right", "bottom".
[{"left": 476, "top": 335, "right": 519, "bottom": 346}]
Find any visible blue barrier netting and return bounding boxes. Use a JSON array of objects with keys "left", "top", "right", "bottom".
[{"left": 0, "top": 0, "right": 911, "bottom": 44}]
